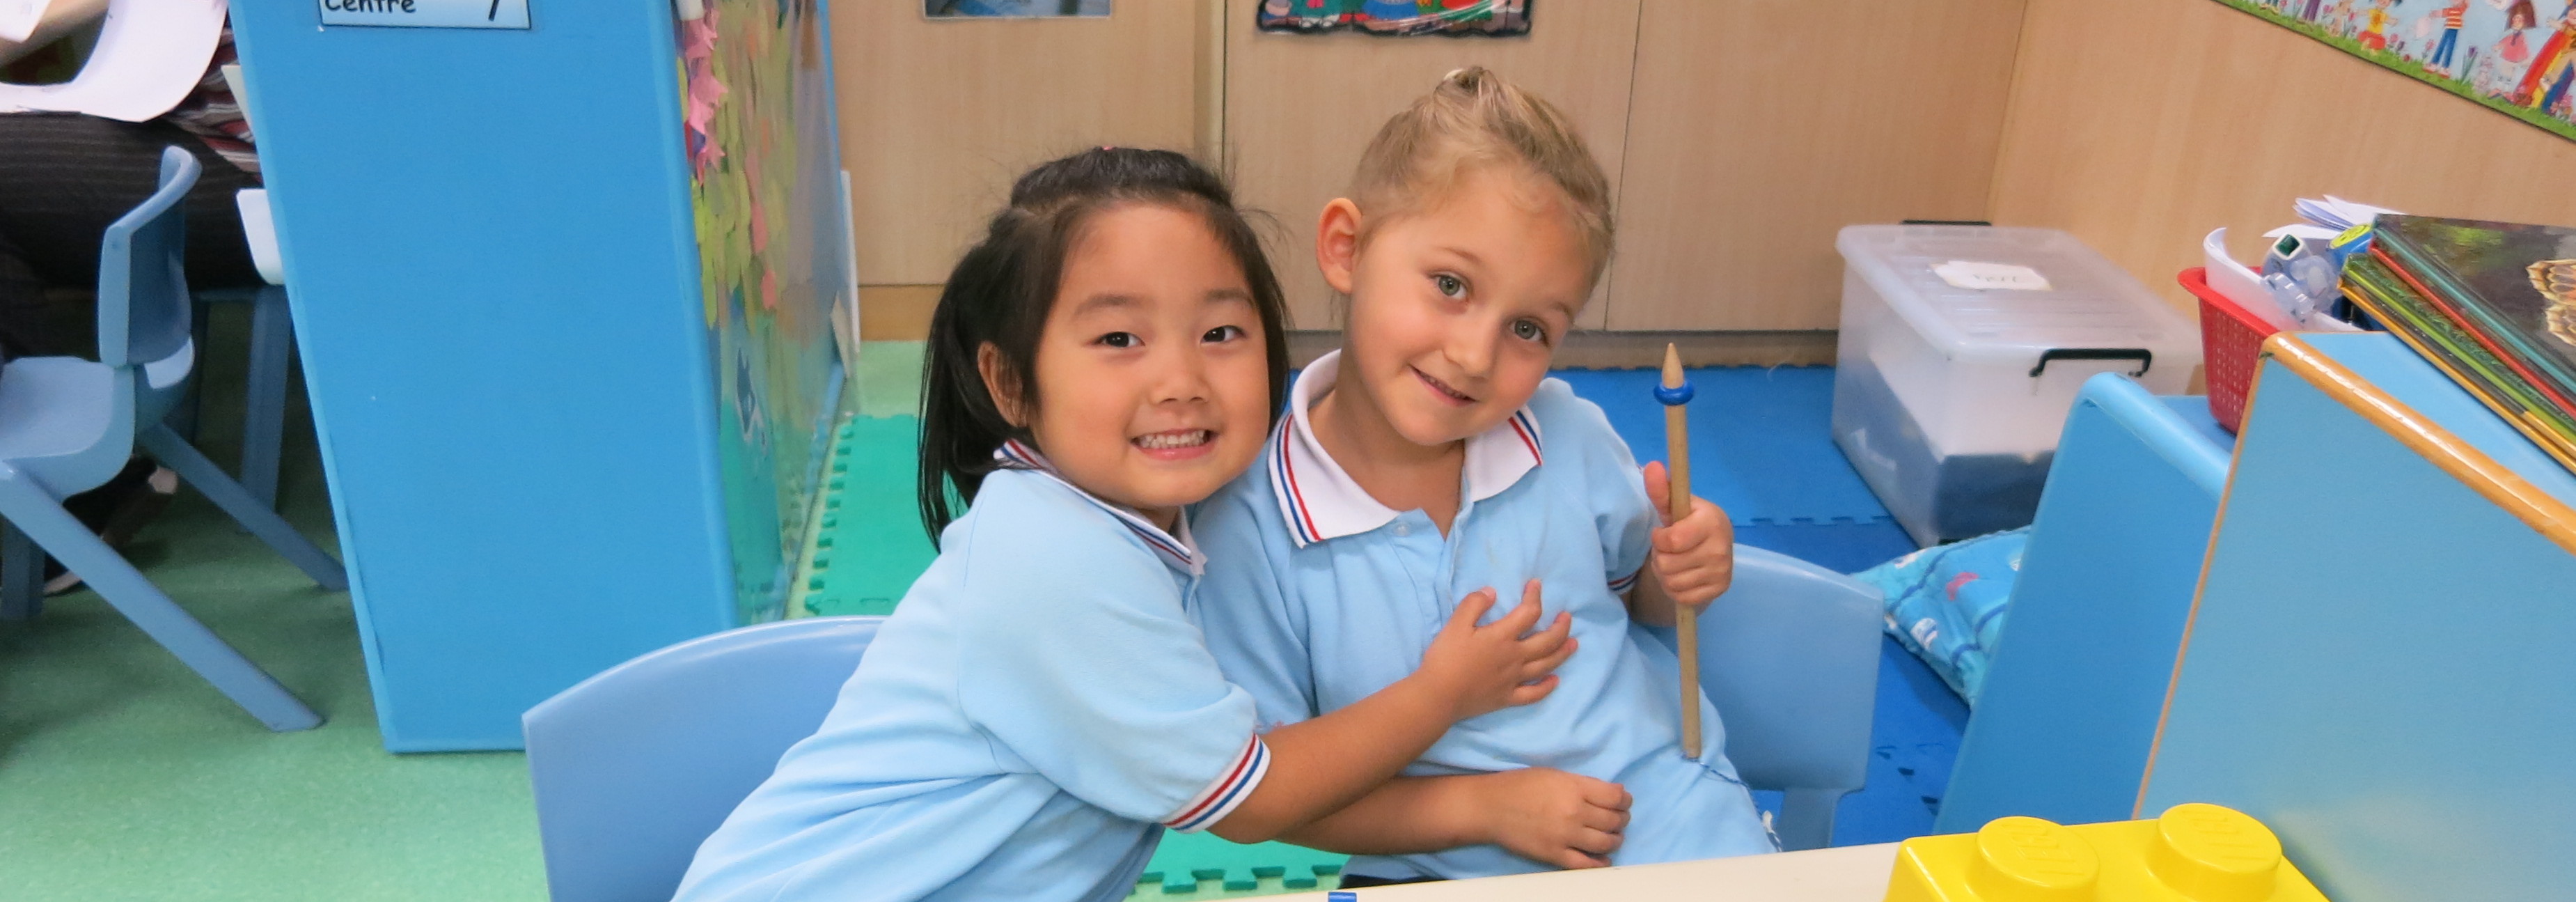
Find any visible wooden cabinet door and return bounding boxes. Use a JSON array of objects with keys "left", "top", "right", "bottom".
[{"left": 1608, "top": 0, "right": 2023, "bottom": 330}]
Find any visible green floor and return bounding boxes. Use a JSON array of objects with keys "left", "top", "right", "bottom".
[
  {"left": 1, "top": 333, "right": 1333, "bottom": 900},
  {"left": 0, "top": 306, "right": 545, "bottom": 901}
]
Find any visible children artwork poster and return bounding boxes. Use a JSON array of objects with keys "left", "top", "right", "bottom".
[
  {"left": 1257, "top": 0, "right": 1531, "bottom": 36},
  {"left": 2217, "top": 0, "right": 2576, "bottom": 141}
]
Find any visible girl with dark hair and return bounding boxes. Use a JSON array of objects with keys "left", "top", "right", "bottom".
[{"left": 673, "top": 148, "right": 1587, "bottom": 902}]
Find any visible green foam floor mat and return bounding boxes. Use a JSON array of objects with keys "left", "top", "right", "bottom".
[
  {"left": 792, "top": 414, "right": 937, "bottom": 619},
  {"left": 1129, "top": 831, "right": 1346, "bottom": 899}
]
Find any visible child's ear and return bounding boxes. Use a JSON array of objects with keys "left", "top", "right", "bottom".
[
  {"left": 1316, "top": 198, "right": 1363, "bottom": 295},
  {"left": 976, "top": 343, "right": 1030, "bottom": 428}
]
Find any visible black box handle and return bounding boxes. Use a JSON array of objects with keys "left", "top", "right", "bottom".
[{"left": 2029, "top": 348, "right": 2152, "bottom": 378}]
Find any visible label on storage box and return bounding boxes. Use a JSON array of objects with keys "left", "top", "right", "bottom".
[{"left": 1933, "top": 261, "right": 2051, "bottom": 292}]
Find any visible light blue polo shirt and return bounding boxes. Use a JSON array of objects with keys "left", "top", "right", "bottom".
[
  {"left": 1193, "top": 352, "right": 1776, "bottom": 880},
  {"left": 675, "top": 443, "right": 1269, "bottom": 902}
]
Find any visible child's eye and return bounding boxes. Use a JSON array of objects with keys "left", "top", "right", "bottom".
[
  {"left": 1202, "top": 325, "right": 1246, "bottom": 343},
  {"left": 1432, "top": 273, "right": 1468, "bottom": 300},
  {"left": 1095, "top": 332, "right": 1140, "bottom": 349},
  {"left": 1510, "top": 318, "right": 1549, "bottom": 344}
]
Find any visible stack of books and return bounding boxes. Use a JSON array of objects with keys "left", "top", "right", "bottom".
[{"left": 2342, "top": 215, "right": 2576, "bottom": 472}]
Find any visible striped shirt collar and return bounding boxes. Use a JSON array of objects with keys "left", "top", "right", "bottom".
[
  {"left": 1269, "top": 350, "right": 1544, "bottom": 547},
  {"left": 995, "top": 440, "right": 1207, "bottom": 575}
]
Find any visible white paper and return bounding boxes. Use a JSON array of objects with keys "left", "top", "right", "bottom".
[
  {"left": 0, "top": 0, "right": 48, "bottom": 44},
  {"left": 1934, "top": 261, "right": 2052, "bottom": 292},
  {"left": 0, "top": 0, "right": 224, "bottom": 122},
  {"left": 2292, "top": 195, "right": 2401, "bottom": 232}
]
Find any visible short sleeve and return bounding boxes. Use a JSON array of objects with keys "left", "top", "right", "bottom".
[
  {"left": 1190, "top": 485, "right": 1321, "bottom": 733},
  {"left": 952, "top": 518, "right": 1266, "bottom": 833},
  {"left": 1541, "top": 380, "right": 1659, "bottom": 594}
]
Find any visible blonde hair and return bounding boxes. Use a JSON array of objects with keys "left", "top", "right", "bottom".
[{"left": 1348, "top": 66, "right": 1615, "bottom": 287}]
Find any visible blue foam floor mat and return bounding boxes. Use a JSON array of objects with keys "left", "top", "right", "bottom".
[
  {"left": 1573, "top": 365, "right": 1965, "bottom": 847},
  {"left": 1555, "top": 367, "right": 1888, "bottom": 527}
]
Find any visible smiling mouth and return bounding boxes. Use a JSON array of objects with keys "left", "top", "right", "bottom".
[
  {"left": 1133, "top": 429, "right": 1215, "bottom": 456},
  {"left": 1412, "top": 367, "right": 1477, "bottom": 406}
]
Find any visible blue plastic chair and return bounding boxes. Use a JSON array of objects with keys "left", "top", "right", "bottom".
[
  {"left": 1934, "top": 374, "right": 2231, "bottom": 832},
  {"left": 521, "top": 549, "right": 1881, "bottom": 900},
  {"left": 0, "top": 147, "right": 347, "bottom": 732},
  {"left": 1645, "top": 544, "right": 1884, "bottom": 850},
  {"left": 179, "top": 188, "right": 295, "bottom": 511},
  {"left": 523, "top": 616, "right": 885, "bottom": 902}
]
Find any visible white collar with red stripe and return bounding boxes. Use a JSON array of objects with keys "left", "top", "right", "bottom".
[
  {"left": 1269, "top": 350, "right": 1544, "bottom": 548},
  {"left": 995, "top": 440, "right": 1207, "bottom": 576}
]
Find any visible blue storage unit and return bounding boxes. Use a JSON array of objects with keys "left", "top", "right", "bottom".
[
  {"left": 1935, "top": 374, "right": 2230, "bottom": 832},
  {"left": 2143, "top": 333, "right": 2576, "bottom": 901},
  {"left": 231, "top": 2, "right": 847, "bottom": 751}
]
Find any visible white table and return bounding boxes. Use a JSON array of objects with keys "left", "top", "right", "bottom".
[{"left": 1268, "top": 843, "right": 1900, "bottom": 901}]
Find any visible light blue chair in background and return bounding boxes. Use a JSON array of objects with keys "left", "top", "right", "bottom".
[
  {"left": 1933, "top": 373, "right": 2231, "bottom": 832},
  {"left": 523, "top": 616, "right": 885, "bottom": 902},
  {"left": 1644, "top": 544, "right": 1885, "bottom": 851},
  {"left": 0, "top": 147, "right": 347, "bottom": 732},
  {"left": 179, "top": 187, "right": 296, "bottom": 511}
]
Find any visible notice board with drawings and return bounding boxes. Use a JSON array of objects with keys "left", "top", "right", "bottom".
[{"left": 2217, "top": 0, "right": 2576, "bottom": 142}]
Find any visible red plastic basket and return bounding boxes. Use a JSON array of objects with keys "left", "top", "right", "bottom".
[{"left": 2178, "top": 267, "right": 2279, "bottom": 435}]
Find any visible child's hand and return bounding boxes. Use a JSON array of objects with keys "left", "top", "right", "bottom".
[
  {"left": 1474, "top": 768, "right": 1632, "bottom": 869},
  {"left": 1641, "top": 460, "right": 1734, "bottom": 612},
  {"left": 1413, "top": 580, "right": 1576, "bottom": 721}
]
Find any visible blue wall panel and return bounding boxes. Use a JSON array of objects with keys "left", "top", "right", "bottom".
[{"left": 233, "top": 3, "right": 738, "bottom": 750}]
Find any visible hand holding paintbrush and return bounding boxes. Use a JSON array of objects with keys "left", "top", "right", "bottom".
[{"left": 1636, "top": 343, "right": 1734, "bottom": 759}]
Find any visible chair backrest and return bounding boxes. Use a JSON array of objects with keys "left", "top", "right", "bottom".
[
  {"left": 234, "top": 189, "right": 285, "bottom": 287},
  {"left": 1642, "top": 543, "right": 1882, "bottom": 850},
  {"left": 1935, "top": 373, "right": 2229, "bottom": 832},
  {"left": 522, "top": 616, "right": 883, "bottom": 902},
  {"left": 1696, "top": 545, "right": 1883, "bottom": 795},
  {"left": 96, "top": 147, "right": 198, "bottom": 370}
]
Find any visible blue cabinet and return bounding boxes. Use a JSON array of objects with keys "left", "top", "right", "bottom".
[
  {"left": 232, "top": 1, "right": 846, "bottom": 750},
  {"left": 2142, "top": 332, "right": 2576, "bottom": 902}
]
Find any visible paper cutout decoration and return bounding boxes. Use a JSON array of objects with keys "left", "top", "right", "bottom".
[
  {"left": 1257, "top": 0, "right": 1531, "bottom": 37},
  {"left": 2214, "top": 0, "right": 2575, "bottom": 143}
]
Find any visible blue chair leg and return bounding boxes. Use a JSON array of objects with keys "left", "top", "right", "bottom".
[
  {"left": 140, "top": 425, "right": 347, "bottom": 591},
  {"left": 1775, "top": 788, "right": 1842, "bottom": 852},
  {"left": 239, "top": 286, "right": 291, "bottom": 511},
  {"left": 0, "top": 472, "right": 320, "bottom": 731},
  {"left": 176, "top": 298, "right": 212, "bottom": 442},
  {"left": 1, "top": 518, "right": 40, "bottom": 621}
]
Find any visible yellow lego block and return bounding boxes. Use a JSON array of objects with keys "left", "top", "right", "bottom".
[{"left": 1883, "top": 803, "right": 2330, "bottom": 901}]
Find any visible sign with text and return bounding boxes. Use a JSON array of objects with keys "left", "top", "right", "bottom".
[{"left": 320, "top": 0, "right": 530, "bottom": 29}]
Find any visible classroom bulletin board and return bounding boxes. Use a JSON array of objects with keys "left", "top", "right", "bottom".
[{"left": 682, "top": 0, "right": 847, "bottom": 624}]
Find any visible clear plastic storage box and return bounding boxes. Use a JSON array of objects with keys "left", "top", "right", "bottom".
[{"left": 1832, "top": 225, "right": 2201, "bottom": 546}]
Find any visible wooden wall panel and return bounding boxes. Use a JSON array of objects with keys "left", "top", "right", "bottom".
[
  {"left": 832, "top": 3, "right": 1204, "bottom": 286},
  {"left": 1606, "top": 0, "right": 2027, "bottom": 331},
  {"left": 1990, "top": 0, "right": 2576, "bottom": 318},
  {"left": 1221, "top": 1, "right": 1644, "bottom": 330}
]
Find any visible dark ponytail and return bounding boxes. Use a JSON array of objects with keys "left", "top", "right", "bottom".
[{"left": 917, "top": 148, "right": 1291, "bottom": 543}]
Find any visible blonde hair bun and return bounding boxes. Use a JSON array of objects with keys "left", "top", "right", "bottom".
[{"left": 1354, "top": 67, "right": 1614, "bottom": 285}]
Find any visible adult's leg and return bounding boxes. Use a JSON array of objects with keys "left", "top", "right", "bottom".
[{"left": 0, "top": 112, "right": 264, "bottom": 359}]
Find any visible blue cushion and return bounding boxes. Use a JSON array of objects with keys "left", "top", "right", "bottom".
[{"left": 1853, "top": 529, "right": 2028, "bottom": 705}]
